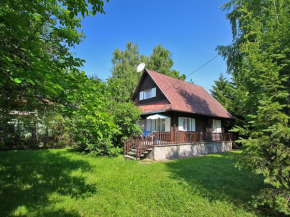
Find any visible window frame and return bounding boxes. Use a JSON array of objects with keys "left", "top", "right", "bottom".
[
  {"left": 178, "top": 117, "right": 196, "bottom": 132},
  {"left": 139, "top": 87, "right": 156, "bottom": 101}
]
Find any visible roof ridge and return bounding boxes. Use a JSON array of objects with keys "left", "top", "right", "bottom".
[{"left": 146, "top": 69, "right": 204, "bottom": 89}]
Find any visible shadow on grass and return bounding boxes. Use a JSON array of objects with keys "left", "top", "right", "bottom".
[
  {"left": 165, "top": 152, "right": 265, "bottom": 212},
  {"left": 0, "top": 150, "right": 96, "bottom": 217}
]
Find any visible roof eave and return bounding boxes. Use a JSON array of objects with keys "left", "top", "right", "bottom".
[
  {"left": 140, "top": 110, "right": 168, "bottom": 115},
  {"left": 145, "top": 69, "right": 173, "bottom": 105},
  {"left": 166, "top": 108, "right": 234, "bottom": 119},
  {"left": 131, "top": 69, "right": 147, "bottom": 101}
]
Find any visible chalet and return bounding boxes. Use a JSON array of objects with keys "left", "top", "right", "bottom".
[{"left": 124, "top": 69, "right": 234, "bottom": 160}]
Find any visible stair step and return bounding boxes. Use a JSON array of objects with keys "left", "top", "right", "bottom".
[
  {"left": 124, "top": 155, "right": 140, "bottom": 160},
  {"left": 127, "top": 152, "right": 145, "bottom": 158},
  {"left": 124, "top": 147, "right": 152, "bottom": 160},
  {"left": 127, "top": 152, "right": 137, "bottom": 157}
]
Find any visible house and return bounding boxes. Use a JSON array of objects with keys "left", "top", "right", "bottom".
[{"left": 124, "top": 69, "right": 234, "bottom": 160}]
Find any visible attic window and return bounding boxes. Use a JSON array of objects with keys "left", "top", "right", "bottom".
[{"left": 139, "top": 87, "right": 156, "bottom": 100}]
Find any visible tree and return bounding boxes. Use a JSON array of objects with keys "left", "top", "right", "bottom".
[
  {"left": 107, "top": 79, "right": 142, "bottom": 146},
  {"left": 61, "top": 74, "right": 121, "bottom": 156},
  {"left": 218, "top": 0, "right": 290, "bottom": 214},
  {"left": 210, "top": 73, "right": 232, "bottom": 111},
  {"left": 0, "top": 1, "right": 142, "bottom": 155},
  {"left": 0, "top": 0, "right": 108, "bottom": 114},
  {"left": 0, "top": 0, "right": 110, "bottom": 150},
  {"left": 148, "top": 44, "right": 186, "bottom": 80},
  {"left": 110, "top": 42, "right": 142, "bottom": 102},
  {"left": 110, "top": 42, "right": 186, "bottom": 102}
]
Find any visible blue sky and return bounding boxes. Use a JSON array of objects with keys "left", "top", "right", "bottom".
[{"left": 72, "top": 0, "right": 233, "bottom": 91}]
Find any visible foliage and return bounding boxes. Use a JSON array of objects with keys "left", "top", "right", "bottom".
[
  {"left": 0, "top": 0, "right": 108, "bottom": 146},
  {"left": 0, "top": 0, "right": 107, "bottom": 109},
  {"left": 0, "top": 150, "right": 265, "bottom": 216},
  {"left": 110, "top": 42, "right": 143, "bottom": 101},
  {"left": 110, "top": 42, "right": 186, "bottom": 102},
  {"left": 147, "top": 44, "right": 186, "bottom": 80},
  {"left": 210, "top": 73, "right": 245, "bottom": 133},
  {"left": 218, "top": 0, "right": 290, "bottom": 214},
  {"left": 0, "top": 109, "right": 71, "bottom": 150},
  {"left": 59, "top": 74, "right": 140, "bottom": 156},
  {"left": 0, "top": 0, "right": 141, "bottom": 156},
  {"left": 210, "top": 73, "right": 233, "bottom": 112},
  {"left": 107, "top": 79, "right": 142, "bottom": 146},
  {"left": 59, "top": 73, "right": 117, "bottom": 155}
]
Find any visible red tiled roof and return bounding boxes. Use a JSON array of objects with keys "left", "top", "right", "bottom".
[
  {"left": 138, "top": 101, "right": 171, "bottom": 114},
  {"left": 143, "top": 69, "right": 233, "bottom": 119}
]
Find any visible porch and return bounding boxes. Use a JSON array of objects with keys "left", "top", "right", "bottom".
[{"left": 124, "top": 131, "right": 234, "bottom": 160}]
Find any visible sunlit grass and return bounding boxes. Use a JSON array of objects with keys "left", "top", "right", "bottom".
[{"left": 0, "top": 149, "right": 264, "bottom": 216}]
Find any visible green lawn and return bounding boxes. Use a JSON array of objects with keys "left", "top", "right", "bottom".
[{"left": 0, "top": 149, "right": 265, "bottom": 217}]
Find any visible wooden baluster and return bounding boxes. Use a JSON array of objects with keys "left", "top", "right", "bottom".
[
  {"left": 199, "top": 132, "right": 201, "bottom": 142},
  {"left": 165, "top": 132, "right": 167, "bottom": 144},
  {"left": 165, "top": 132, "right": 166, "bottom": 144},
  {"left": 137, "top": 139, "right": 139, "bottom": 159},
  {"left": 166, "top": 132, "right": 168, "bottom": 144}
]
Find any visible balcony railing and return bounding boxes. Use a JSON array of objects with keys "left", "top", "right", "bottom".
[{"left": 124, "top": 131, "right": 234, "bottom": 159}]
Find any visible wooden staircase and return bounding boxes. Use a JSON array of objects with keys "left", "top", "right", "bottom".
[
  {"left": 124, "top": 148, "right": 152, "bottom": 160},
  {"left": 123, "top": 135, "right": 155, "bottom": 160}
]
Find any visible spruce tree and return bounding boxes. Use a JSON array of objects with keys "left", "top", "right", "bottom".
[{"left": 218, "top": 0, "right": 290, "bottom": 214}]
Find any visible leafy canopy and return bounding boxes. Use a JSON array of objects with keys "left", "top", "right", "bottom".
[{"left": 0, "top": 0, "right": 108, "bottom": 110}]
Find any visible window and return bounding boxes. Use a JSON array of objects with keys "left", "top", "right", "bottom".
[
  {"left": 212, "top": 119, "right": 222, "bottom": 133},
  {"left": 178, "top": 117, "right": 195, "bottom": 131},
  {"left": 156, "top": 118, "right": 165, "bottom": 131},
  {"left": 139, "top": 87, "right": 156, "bottom": 100}
]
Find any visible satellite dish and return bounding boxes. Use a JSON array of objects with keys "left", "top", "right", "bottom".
[{"left": 136, "top": 62, "right": 146, "bottom": 72}]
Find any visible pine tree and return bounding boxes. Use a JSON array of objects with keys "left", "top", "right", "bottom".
[{"left": 210, "top": 73, "right": 231, "bottom": 111}]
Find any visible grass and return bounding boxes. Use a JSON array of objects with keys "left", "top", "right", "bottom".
[{"left": 0, "top": 149, "right": 265, "bottom": 217}]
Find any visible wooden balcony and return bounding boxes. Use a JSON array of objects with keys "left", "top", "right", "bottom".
[{"left": 124, "top": 131, "right": 234, "bottom": 159}]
